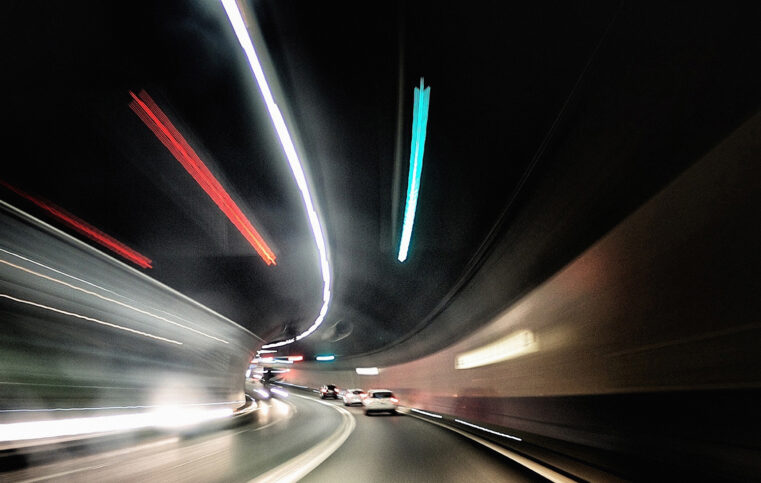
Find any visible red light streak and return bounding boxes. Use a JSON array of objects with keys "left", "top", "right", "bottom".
[
  {"left": 128, "top": 90, "right": 277, "bottom": 266},
  {"left": 0, "top": 181, "right": 152, "bottom": 269}
]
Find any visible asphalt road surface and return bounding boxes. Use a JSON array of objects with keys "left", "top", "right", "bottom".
[{"left": 3, "top": 389, "right": 543, "bottom": 482}]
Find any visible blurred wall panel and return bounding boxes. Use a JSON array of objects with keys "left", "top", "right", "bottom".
[
  {"left": 286, "top": 111, "right": 761, "bottom": 477},
  {"left": 0, "top": 204, "right": 258, "bottom": 425}
]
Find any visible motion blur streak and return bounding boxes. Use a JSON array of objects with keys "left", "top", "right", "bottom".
[
  {"left": 0, "top": 246, "right": 121, "bottom": 297},
  {"left": 220, "top": 0, "right": 331, "bottom": 347},
  {"left": 355, "top": 367, "right": 379, "bottom": 375},
  {"left": 0, "top": 181, "right": 152, "bottom": 269},
  {"left": 0, "top": 254, "right": 228, "bottom": 344},
  {"left": 0, "top": 293, "right": 182, "bottom": 345},
  {"left": 128, "top": 90, "right": 277, "bottom": 266},
  {"left": 455, "top": 419, "right": 522, "bottom": 441},
  {"left": 0, "top": 407, "right": 233, "bottom": 441},
  {"left": 0, "top": 400, "right": 243, "bottom": 413},
  {"left": 398, "top": 78, "right": 431, "bottom": 262}
]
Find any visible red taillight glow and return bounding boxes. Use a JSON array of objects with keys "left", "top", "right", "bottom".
[
  {"left": 0, "top": 181, "right": 152, "bottom": 269},
  {"left": 128, "top": 90, "right": 276, "bottom": 266}
]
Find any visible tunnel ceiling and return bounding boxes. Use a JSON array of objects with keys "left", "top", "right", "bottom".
[{"left": 5, "top": 1, "right": 761, "bottom": 364}]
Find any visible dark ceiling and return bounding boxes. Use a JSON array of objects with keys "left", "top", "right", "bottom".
[{"left": 4, "top": 1, "right": 761, "bottom": 366}]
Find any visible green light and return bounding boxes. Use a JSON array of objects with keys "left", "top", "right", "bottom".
[
  {"left": 315, "top": 354, "right": 335, "bottom": 361},
  {"left": 398, "top": 78, "right": 430, "bottom": 262}
]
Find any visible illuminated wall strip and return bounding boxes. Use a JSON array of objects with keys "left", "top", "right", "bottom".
[
  {"left": 397, "top": 78, "right": 431, "bottom": 262},
  {"left": 0, "top": 400, "right": 243, "bottom": 413},
  {"left": 0, "top": 407, "right": 233, "bottom": 442},
  {"left": 221, "top": 1, "right": 331, "bottom": 347},
  {"left": 128, "top": 90, "right": 277, "bottom": 266},
  {"left": 0, "top": 181, "right": 152, "bottom": 269},
  {"left": 0, "top": 293, "right": 182, "bottom": 345},
  {"left": 0, "top": 256, "right": 228, "bottom": 344},
  {"left": 454, "top": 419, "right": 522, "bottom": 441}
]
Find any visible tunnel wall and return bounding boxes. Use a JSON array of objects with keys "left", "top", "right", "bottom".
[
  {"left": 284, "top": 111, "right": 761, "bottom": 477},
  {"left": 0, "top": 203, "right": 259, "bottom": 424}
]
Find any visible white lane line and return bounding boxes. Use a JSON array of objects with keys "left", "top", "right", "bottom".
[
  {"left": 19, "top": 464, "right": 107, "bottom": 482},
  {"left": 249, "top": 394, "right": 355, "bottom": 483},
  {"left": 403, "top": 410, "right": 575, "bottom": 483}
]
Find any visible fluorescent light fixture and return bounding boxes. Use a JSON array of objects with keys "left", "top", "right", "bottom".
[
  {"left": 355, "top": 367, "right": 379, "bottom": 375},
  {"left": 315, "top": 355, "right": 335, "bottom": 361},
  {"left": 398, "top": 78, "right": 431, "bottom": 262},
  {"left": 221, "top": 0, "right": 331, "bottom": 346},
  {"left": 455, "top": 330, "right": 538, "bottom": 369},
  {"left": 454, "top": 419, "right": 522, "bottom": 441},
  {"left": 257, "top": 349, "right": 277, "bottom": 354}
]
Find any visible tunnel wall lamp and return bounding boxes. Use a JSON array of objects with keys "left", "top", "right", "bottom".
[
  {"left": 398, "top": 78, "right": 431, "bottom": 262},
  {"left": 221, "top": 0, "right": 331, "bottom": 347},
  {"left": 355, "top": 367, "right": 379, "bottom": 375}
]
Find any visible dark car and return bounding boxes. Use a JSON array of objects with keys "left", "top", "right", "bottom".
[{"left": 320, "top": 384, "right": 339, "bottom": 399}]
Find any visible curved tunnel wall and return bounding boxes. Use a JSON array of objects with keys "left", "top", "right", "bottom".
[
  {"left": 0, "top": 203, "right": 259, "bottom": 425},
  {"left": 284, "top": 111, "right": 761, "bottom": 477}
]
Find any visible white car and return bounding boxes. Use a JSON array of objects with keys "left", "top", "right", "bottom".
[
  {"left": 363, "top": 389, "right": 398, "bottom": 415},
  {"left": 342, "top": 388, "right": 366, "bottom": 406}
]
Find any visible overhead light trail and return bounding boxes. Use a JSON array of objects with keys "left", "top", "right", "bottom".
[
  {"left": 0, "top": 181, "right": 152, "bottom": 269},
  {"left": 128, "top": 90, "right": 277, "bottom": 266},
  {"left": 220, "top": 0, "right": 331, "bottom": 347},
  {"left": 398, "top": 78, "right": 431, "bottom": 262}
]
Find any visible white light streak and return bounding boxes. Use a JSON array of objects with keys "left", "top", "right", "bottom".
[
  {"left": 0, "top": 406, "right": 236, "bottom": 441},
  {"left": 221, "top": 1, "right": 331, "bottom": 348},
  {"left": 411, "top": 408, "right": 442, "bottom": 418},
  {"left": 270, "top": 387, "right": 288, "bottom": 398},
  {"left": 0, "top": 400, "right": 243, "bottom": 413},
  {"left": 355, "top": 367, "right": 379, "bottom": 375},
  {"left": 0, "top": 294, "right": 182, "bottom": 345},
  {"left": 454, "top": 419, "right": 522, "bottom": 441},
  {"left": 0, "top": 256, "right": 228, "bottom": 344}
]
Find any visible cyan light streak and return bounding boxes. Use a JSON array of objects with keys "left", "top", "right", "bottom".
[{"left": 398, "top": 78, "right": 431, "bottom": 262}]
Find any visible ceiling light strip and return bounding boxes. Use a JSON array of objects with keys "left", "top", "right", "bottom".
[
  {"left": 221, "top": 0, "right": 331, "bottom": 347},
  {"left": 398, "top": 78, "right": 431, "bottom": 262},
  {"left": 129, "top": 90, "right": 277, "bottom": 266}
]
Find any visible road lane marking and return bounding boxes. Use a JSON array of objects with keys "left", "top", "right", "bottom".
[
  {"left": 403, "top": 409, "right": 576, "bottom": 483},
  {"left": 249, "top": 394, "right": 355, "bottom": 483}
]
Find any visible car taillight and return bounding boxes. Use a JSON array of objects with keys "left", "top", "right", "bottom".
[{"left": 390, "top": 397, "right": 399, "bottom": 403}]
